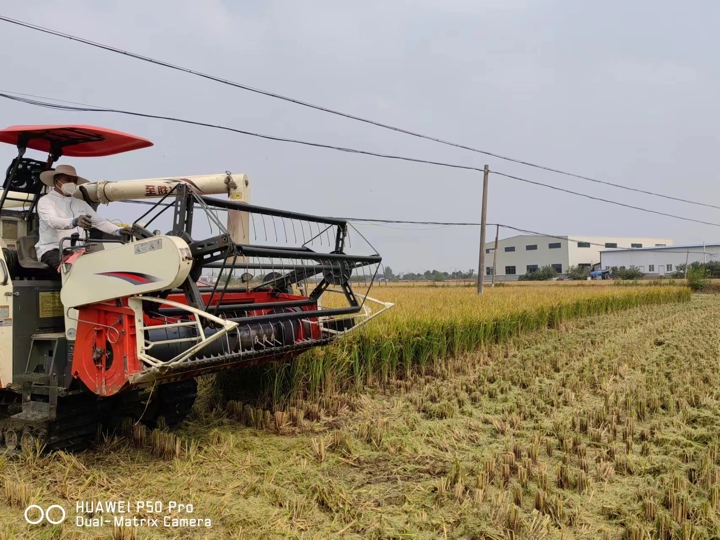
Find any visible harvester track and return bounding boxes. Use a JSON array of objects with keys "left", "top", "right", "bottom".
[
  {"left": 155, "top": 379, "right": 198, "bottom": 427},
  {"left": 0, "top": 379, "right": 198, "bottom": 453}
]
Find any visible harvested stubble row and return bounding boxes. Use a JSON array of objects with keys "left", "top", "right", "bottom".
[{"left": 226, "top": 285, "right": 690, "bottom": 405}]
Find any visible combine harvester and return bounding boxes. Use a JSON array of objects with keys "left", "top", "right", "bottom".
[{"left": 0, "top": 125, "right": 390, "bottom": 452}]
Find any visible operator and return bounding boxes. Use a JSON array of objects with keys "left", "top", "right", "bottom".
[{"left": 35, "top": 164, "right": 128, "bottom": 270}]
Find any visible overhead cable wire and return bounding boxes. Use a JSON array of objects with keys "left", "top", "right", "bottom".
[
  {"left": 333, "top": 217, "right": 483, "bottom": 226},
  {"left": 496, "top": 224, "right": 626, "bottom": 248},
  {"left": 491, "top": 171, "right": 720, "bottom": 228},
  {"left": 118, "top": 197, "right": 484, "bottom": 225},
  {"left": 0, "top": 92, "right": 489, "bottom": 171},
  {"left": 116, "top": 199, "right": 705, "bottom": 254},
  {"left": 2, "top": 91, "right": 719, "bottom": 229},
  {"left": 0, "top": 88, "right": 103, "bottom": 107},
  {"left": 357, "top": 224, "right": 456, "bottom": 231},
  {"left": 1, "top": 15, "right": 719, "bottom": 211},
  {"left": 114, "top": 198, "right": 715, "bottom": 254}
]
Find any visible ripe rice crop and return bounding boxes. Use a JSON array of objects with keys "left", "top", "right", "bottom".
[{"left": 221, "top": 285, "right": 690, "bottom": 406}]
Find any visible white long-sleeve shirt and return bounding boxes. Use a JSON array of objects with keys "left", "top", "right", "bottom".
[{"left": 35, "top": 190, "right": 120, "bottom": 259}]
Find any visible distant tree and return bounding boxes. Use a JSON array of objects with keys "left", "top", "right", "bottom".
[
  {"left": 383, "top": 266, "right": 395, "bottom": 280},
  {"left": 538, "top": 265, "right": 559, "bottom": 280},
  {"left": 518, "top": 265, "right": 557, "bottom": 281},
  {"left": 430, "top": 270, "right": 446, "bottom": 282},
  {"left": 687, "top": 263, "right": 710, "bottom": 291},
  {"left": 705, "top": 261, "right": 720, "bottom": 278},
  {"left": 394, "top": 268, "right": 481, "bottom": 281},
  {"left": 611, "top": 266, "right": 645, "bottom": 280},
  {"left": 672, "top": 261, "right": 720, "bottom": 279},
  {"left": 670, "top": 264, "right": 687, "bottom": 279},
  {"left": 217, "top": 270, "right": 243, "bottom": 286},
  {"left": 566, "top": 265, "right": 591, "bottom": 281},
  {"left": 449, "top": 270, "right": 475, "bottom": 280}
]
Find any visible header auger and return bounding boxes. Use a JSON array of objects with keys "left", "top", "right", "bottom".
[{"left": 0, "top": 125, "right": 391, "bottom": 452}]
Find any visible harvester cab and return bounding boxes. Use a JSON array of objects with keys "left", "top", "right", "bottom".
[{"left": 0, "top": 125, "right": 391, "bottom": 452}]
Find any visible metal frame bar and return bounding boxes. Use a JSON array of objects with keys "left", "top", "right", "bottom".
[
  {"left": 225, "top": 305, "right": 360, "bottom": 325},
  {"left": 0, "top": 152, "right": 45, "bottom": 215},
  {"left": 128, "top": 297, "right": 238, "bottom": 369},
  {"left": 316, "top": 290, "right": 394, "bottom": 335},
  {"left": 201, "top": 196, "right": 347, "bottom": 226},
  {"left": 184, "top": 193, "right": 379, "bottom": 313},
  {"left": 154, "top": 298, "right": 316, "bottom": 317},
  {"left": 236, "top": 245, "right": 380, "bottom": 263}
]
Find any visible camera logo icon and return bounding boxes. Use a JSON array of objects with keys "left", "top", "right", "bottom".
[{"left": 24, "top": 504, "right": 66, "bottom": 525}]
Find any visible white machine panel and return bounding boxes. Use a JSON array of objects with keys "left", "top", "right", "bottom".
[{"left": 60, "top": 236, "right": 193, "bottom": 309}]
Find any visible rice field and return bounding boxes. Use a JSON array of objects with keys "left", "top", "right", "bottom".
[
  {"left": 220, "top": 284, "right": 690, "bottom": 407},
  {"left": 1, "top": 289, "right": 717, "bottom": 539}
]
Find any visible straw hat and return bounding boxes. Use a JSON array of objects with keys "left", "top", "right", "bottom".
[{"left": 39, "top": 164, "right": 89, "bottom": 187}]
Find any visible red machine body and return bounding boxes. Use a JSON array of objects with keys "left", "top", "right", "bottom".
[{"left": 72, "top": 291, "right": 323, "bottom": 396}]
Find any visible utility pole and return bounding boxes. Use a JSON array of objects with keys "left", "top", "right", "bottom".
[
  {"left": 491, "top": 224, "right": 499, "bottom": 287},
  {"left": 477, "top": 164, "right": 490, "bottom": 294}
]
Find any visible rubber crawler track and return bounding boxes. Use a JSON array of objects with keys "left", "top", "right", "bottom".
[{"left": 0, "top": 379, "right": 198, "bottom": 453}]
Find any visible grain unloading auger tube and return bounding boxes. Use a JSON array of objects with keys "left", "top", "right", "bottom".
[{"left": 62, "top": 183, "right": 393, "bottom": 396}]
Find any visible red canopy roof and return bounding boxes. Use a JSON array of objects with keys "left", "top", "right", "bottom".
[{"left": 0, "top": 125, "right": 153, "bottom": 157}]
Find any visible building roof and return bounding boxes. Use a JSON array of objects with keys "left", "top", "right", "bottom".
[
  {"left": 602, "top": 243, "right": 720, "bottom": 253},
  {"left": 488, "top": 234, "right": 672, "bottom": 242},
  {"left": 485, "top": 234, "right": 673, "bottom": 249}
]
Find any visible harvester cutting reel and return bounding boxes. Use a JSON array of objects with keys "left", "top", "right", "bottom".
[{"left": 63, "top": 184, "right": 394, "bottom": 397}]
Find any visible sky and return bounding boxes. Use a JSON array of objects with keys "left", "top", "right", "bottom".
[{"left": 1, "top": 1, "right": 719, "bottom": 273}]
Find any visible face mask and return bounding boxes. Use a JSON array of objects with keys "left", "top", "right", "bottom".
[{"left": 60, "top": 183, "right": 77, "bottom": 196}]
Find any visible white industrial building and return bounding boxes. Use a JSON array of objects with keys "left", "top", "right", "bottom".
[
  {"left": 484, "top": 235, "right": 674, "bottom": 280},
  {"left": 600, "top": 244, "right": 720, "bottom": 276}
]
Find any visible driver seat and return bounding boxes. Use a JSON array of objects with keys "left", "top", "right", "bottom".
[{"left": 16, "top": 234, "right": 50, "bottom": 270}]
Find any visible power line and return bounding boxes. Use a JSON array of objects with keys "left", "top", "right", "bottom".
[
  {"left": 492, "top": 171, "right": 720, "bottom": 228},
  {"left": 335, "top": 217, "right": 482, "bottom": 226},
  {"left": 3, "top": 91, "right": 719, "bottom": 229},
  {"left": 117, "top": 198, "right": 710, "bottom": 254},
  {"left": 0, "top": 92, "right": 486, "bottom": 171},
  {"left": 350, "top": 221, "right": 710, "bottom": 256},
  {"left": 119, "top": 199, "right": 481, "bottom": 225},
  {"left": 508, "top": 228, "right": 638, "bottom": 249},
  {"left": 0, "top": 88, "right": 102, "bottom": 107},
  {"left": 496, "top": 225, "right": 611, "bottom": 248},
  {"left": 114, "top": 201, "right": 716, "bottom": 255},
  {"left": 119, "top": 198, "right": 484, "bottom": 225},
  {"left": 1, "top": 15, "right": 718, "bottom": 211},
  {"left": 351, "top": 223, "right": 458, "bottom": 231}
]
